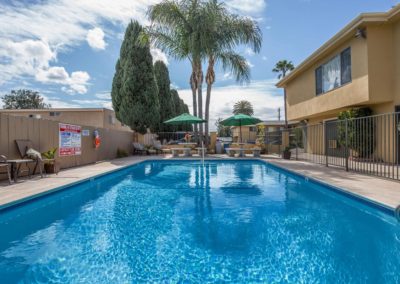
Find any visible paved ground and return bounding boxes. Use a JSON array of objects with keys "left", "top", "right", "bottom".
[{"left": 0, "top": 154, "right": 399, "bottom": 211}]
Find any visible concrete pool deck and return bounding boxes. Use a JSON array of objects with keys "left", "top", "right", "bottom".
[{"left": 0, "top": 155, "right": 399, "bottom": 212}]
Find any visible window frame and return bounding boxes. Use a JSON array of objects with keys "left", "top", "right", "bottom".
[{"left": 315, "top": 47, "right": 352, "bottom": 96}]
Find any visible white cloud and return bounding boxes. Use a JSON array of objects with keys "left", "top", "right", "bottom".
[
  {"left": 42, "top": 95, "right": 82, "bottom": 108},
  {"left": 218, "top": 72, "right": 234, "bottom": 82},
  {"left": 71, "top": 99, "right": 112, "bottom": 109},
  {"left": 151, "top": 48, "right": 169, "bottom": 65},
  {"left": 0, "top": 0, "right": 161, "bottom": 91},
  {"left": 95, "top": 91, "right": 111, "bottom": 100},
  {"left": 226, "top": 0, "right": 267, "bottom": 15},
  {"left": 86, "top": 27, "right": 106, "bottom": 50},
  {"left": 0, "top": 39, "right": 89, "bottom": 94},
  {"left": 178, "top": 79, "right": 283, "bottom": 130},
  {"left": 0, "top": 0, "right": 159, "bottom": 46},
  {"left": 246, "top": 60, "right": 255, "bottom": 68},
  {"left": 170, "top": 82, "right": 180, "bottom": 90},
  {"left": 262, "top": 56, "right": 268, "bottom": 61},
  {"left": 36, "top": 67, "right": 90, "bottom": 94},
  {"left": 0, "top": 40, "right": 55, "bottom": 83},
  {"left": 244, "top": 47, "right": 255, "bottom": 56}
]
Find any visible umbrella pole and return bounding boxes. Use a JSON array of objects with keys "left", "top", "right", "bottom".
[{"left": 240, "top": 121, "right": 242, "bottom": 143}]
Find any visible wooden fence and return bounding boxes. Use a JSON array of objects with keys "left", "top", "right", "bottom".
[{"left": 0, "top": 114, "right": 133, "bottom": 179}]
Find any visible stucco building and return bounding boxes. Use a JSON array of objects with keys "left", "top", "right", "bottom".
[
  {"left": 0, "top": 108, "right": 131, "bottom": 132},
  {"left": 277, "top": 4, "right": 400, "bottom": 123}
]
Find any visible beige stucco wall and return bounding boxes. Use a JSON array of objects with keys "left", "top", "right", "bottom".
[
  {"left": 366, "top": 24, "right": 395, "bottom": 105},
  {"left": 394, "top": 20, "right": 400, "bottom": 107},
  {"left": 284, "top": 19, "right": 400, "bottom": 122},
  {"left": 285, "top": 36, "right": 369, "bottom": 121}
]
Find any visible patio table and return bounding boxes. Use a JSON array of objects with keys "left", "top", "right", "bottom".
[{"left": 5, "top": 159, "right": 35, "bottom": 183}]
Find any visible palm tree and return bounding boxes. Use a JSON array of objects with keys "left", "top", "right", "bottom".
[
  {"left": 272, "top": 60, "right": 294, "bottom": 128},
  {"left": 233, "top": 100, "right": 254, "bottom": 115},
  {"left": 147, "top": 0, "right": 203, "bottom": 140},
  {"left": 147, "top": 0, "right": 262, "bottom": 145},
  {"left": 202, "top": 0, "right": 262, "bottom": 145}
]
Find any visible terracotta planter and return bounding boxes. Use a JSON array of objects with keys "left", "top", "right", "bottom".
[
  {"left": 282, "top": 151, "right": 291, "bottom": 160},
  {"left": 44, "top": 162, "right": 60, "bottom": 174}
]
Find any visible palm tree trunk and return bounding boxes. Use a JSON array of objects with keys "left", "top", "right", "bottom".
[
  {"left": 190, "top": 72, "right": 198, "bottom": 139},
  {"left": 205, "top": 83, "right": 211, "bottom": 146},
  {"left": 196, "top": 65, "right": 204, "bottom": 144},
  {"left": 205, "top": 57, "right": 215, "bottom": 147}
]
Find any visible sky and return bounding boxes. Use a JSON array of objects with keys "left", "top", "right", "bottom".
[{"left": 0, "top": 0, "right": 398, "bottom": 130}]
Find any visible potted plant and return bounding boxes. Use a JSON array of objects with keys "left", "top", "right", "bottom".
[
  {"left": 42, "top": 148, "right": 59, "bottom": 174},
  {"left": 282, "top": 146, "right": 292, "bottom": 160}
]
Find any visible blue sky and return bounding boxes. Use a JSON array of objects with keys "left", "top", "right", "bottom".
[{"left": 0, "top": 0, "right": 398, "bottom": 128}]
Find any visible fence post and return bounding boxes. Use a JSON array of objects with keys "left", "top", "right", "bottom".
[
  {"left": 345, "top": 119, "right": 349, "bottom": 171},
  {"left": 324, "top": 121, "right": 328, "bottom": 167},
  {"left": 295, "top": 129, "right": 298, "bottom": 160}
]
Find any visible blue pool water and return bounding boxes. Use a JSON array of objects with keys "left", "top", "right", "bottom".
[{"left": 0, "top": 160, "right": 400, "bottom": 283}]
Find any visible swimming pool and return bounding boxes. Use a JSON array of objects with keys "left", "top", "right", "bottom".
[{"left": 0, "top": 160, "right": 399, "bottom": 283}]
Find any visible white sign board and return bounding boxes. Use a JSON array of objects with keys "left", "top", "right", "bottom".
[{"left": 59, "top": 123, "right": 82, "bottom": 156}]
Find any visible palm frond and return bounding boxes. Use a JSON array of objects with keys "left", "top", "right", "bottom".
[{"left": 218, "top": 51, "right": 250, "bottom": 84}]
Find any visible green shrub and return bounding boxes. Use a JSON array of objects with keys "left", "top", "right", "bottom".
[
  {"left": 116, "top": 148, "right": 128, "bottom": 158},
  {"left": 337, "top": 107, "right": 374, "bottom": 158}
]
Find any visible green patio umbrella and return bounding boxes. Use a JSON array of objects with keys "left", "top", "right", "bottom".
[
  {"left": 220, "top": 113, "right": 262, "bottom": 143},
  {"left": 164, "top": 113, "right": 206, "bottom": 148},
  {"left": 163, "top": 113, "right": 206, "bottom": 125}
]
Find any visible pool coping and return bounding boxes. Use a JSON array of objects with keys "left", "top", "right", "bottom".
[
  {"left": 261, "top": 160, "right": 396, "bottom": 216},
  {"left": 0, "top": 157, "right": 397, "bottom": 218},
  {"left": 0, "top": 158, "right": 151, "bottom": 211}
]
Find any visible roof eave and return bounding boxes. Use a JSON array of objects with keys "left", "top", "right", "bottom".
[{"left": 276, "top": 6, "right": 400, "bottom": 88}]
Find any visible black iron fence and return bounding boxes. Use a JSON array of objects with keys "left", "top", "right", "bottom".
[
  {"left": 268, "top": 112, "right": 400, "bottom": 181},
  {"left": 155, "top": 132, "right": 203, "bottom": 145}
]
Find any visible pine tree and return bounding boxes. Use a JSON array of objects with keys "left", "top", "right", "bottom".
[
  {"left": 154, "top": 61, "right": 175, "bottom": 131},
  {"left": 170, "top": 89, "right": 191, "bottom": 131},
  {"left": 170, "top": 89, "right": 181, "bottom": 115},
  {"left": 111, "top": 21, "right": 160, "bottom": 134}
]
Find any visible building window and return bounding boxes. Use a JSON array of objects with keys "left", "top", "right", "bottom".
[
  {"left": 249, "top": 126, "right": 256, "bottom": 132},
  {"left": 316, "top": 47, "right": 351, "bottom": 95},
  {"left": 49, "top": 112, "right": 60, "bottom": 117}
]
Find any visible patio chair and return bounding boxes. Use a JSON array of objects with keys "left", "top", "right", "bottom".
[
  {"left": 133, "top": 142, "right": 147, "bottom": 155},
  {"left": 153, "top": 141, "right": 164, "bottom": 154},
  {"left": 15, "top": 139, "right": 54, "bottom": 178},
  {"left": 0, "top": 155, "right": 12, "bottom": 184}
]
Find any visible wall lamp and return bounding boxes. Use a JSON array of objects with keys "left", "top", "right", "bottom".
[{"left": 355, "top": 28, "right": 367, "bottom": 39}]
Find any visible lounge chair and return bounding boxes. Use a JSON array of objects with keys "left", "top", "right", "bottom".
[
  {"left": 133, "top": 142, "right": 147, "bottom": 155},
  {"left": 226, "top": 148, "right": 245, "bottom": 157},
  {"left": 196, "top": 147, "right": 207, "bottom": 156},
  {"left": 0, "top": 155, "right": 12, "bottom": 184},
  {"left": 153, "top": 141, "right": 164, "bottom": 154},
  {"left": 15, "top": 139, "right": 53, "bottom": 178}
]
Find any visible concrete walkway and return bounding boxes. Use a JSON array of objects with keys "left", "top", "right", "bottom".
[{"left": 0, "top": 155, "right": 399, "bottom": 212}]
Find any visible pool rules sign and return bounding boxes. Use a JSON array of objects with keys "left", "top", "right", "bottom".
[{"left": 59, "top": 123, "right": 82, "bottom": 156}]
